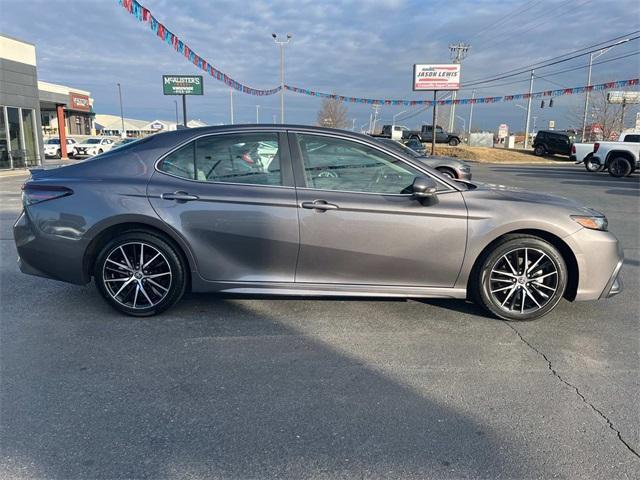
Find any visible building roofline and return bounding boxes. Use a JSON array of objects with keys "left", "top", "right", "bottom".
[{"left": 0, "top": 33, "right": 36, "bottom": 47}]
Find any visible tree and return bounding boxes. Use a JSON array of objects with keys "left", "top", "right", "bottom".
[
  {"left": 566, "top": 91, "right": 639, "bottom": 141},
  {"left": 317, "top": 97, "right": 349, "bottom": 129}
]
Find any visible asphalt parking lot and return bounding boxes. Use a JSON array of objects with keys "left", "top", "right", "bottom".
[{"left": 1, "top": 163, "right": 638, "bottom": 479}]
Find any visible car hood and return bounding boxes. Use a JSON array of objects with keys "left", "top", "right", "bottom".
[
  {"left": 75, "top": 143, "right": 100, "bottom": 148},
  {"left": 467, "top": 182, "right": 603, "bottom": 216}
]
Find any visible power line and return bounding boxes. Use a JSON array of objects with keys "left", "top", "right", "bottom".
[
  {"left": 467, "top": 0, "right": 545, "bottom": 42},
  {"left": 462, "top": 32, "right": 640, "bottom": 87}
]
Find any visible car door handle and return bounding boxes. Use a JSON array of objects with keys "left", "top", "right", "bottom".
[
  {"left": 160, "top": 191, "right": 199, "bottom": 202},
  {"left": 301, "top": 200, "right": 339, "bottom": 211}
]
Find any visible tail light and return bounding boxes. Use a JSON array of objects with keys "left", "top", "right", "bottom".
[
  {"left": 594, "top": 142, "right": 600, "bottom": 153},
  {"left": 571, "top": 144, "right": 576, "bottom": 154},
  {"left": 22, "top": 183, "right": 73, "bottom": 206}
]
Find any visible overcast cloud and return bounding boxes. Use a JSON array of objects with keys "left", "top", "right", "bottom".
[{"left": 1, "top": 0, "right": 639, "bottom": 131}]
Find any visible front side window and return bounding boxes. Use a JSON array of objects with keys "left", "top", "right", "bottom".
[
  {"left": 297, "top": 134, "right": 425, "bottom": 194},
  {"left": 158, "top": 133, "right": 282, "bottom": 186}
]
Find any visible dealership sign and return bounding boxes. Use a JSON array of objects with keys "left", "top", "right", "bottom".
[
  {"left": 69, "top": 92, "right": 91, "bottom": 112},
  {"left": 607, "top": 91, "right": 640, "bottom": 104},
  {"left": 413, "top": 64, "right": 461, "bottom": 91},
  {"left": 162, "top": 75, "right": 204, "bottom": 95}
]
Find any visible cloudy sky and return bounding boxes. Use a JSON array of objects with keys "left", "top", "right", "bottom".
[{"left": 2, "top": 0, "right": 639, "bottom": 132}]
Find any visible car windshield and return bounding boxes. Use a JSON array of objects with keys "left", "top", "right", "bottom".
[
  {"left": 84, "top": 139, "right": 101, "bottom": 144},
  {"left": 46, "top": 139, "right": 60, "bottom": 145}
]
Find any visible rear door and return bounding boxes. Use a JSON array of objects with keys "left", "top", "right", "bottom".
[
  {"left": 147, "top": 130, "right": 299, "bottom": 283},
  {"left": 289, "top": 131, "right": 467, "bottom": 287}
]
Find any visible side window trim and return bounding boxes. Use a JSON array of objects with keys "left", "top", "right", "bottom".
[{"left": 287, "top": 131, "right": 456, "bottom": 193}]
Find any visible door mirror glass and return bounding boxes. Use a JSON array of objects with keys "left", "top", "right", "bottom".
[{"left": 411, "top": 176, "right": 438, "bottom": 198}]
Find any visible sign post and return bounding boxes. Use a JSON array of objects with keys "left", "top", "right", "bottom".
[
  {"left": 162, "top": 75, "right": 204, "bottom": 127},
  {"left": 413, "top": 64, "right": 461, "bottom": 155}
]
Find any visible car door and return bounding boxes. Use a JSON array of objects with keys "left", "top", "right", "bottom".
[
  {"left": 147, "top": 130, "right": 299, "bottom": 283},
  {"left": 290, "top": 132, "right": 467, "bottom": 287},
  {"left": 435, "top": 126, "right": 447, "bottom": 143}
]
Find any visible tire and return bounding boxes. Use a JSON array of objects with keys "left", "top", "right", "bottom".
[
  {"left": 472, "top": 235, "right": 567, "bottom": 321},
  {"left": 98, "top": 149, "right": 103, "bottom": 154},
  {"left": 533, "top": 145, "right": 546, "bottom": 156},
  {"left": 94, "top": 231, "right": 187, "bottom": 316},
  {"left": 584, "top": 155, "right": 604, "bottom": 172},
  {"left": 448, "top": 138, "right": 460, "bottom": 146},
  {"left": 436, "top": 167, "right": 456, "bottom": 179},
  {"left": 56, "top": 149, "right": 61, "bottom": 159},
  {"left": 608, "top": 157, "right": 632, "bottom": 177}
]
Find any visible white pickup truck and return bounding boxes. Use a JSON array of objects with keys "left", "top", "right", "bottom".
[
  {"left": 572, "top": 132, "right": 640, "bottom": 174},
  {"left": 591, "top": 132, "right": 640, "bottom": 177}
]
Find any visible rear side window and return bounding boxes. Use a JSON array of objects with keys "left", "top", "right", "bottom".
[
  {"left": 624, "top": 134, "right": 640, "bottom": 142},
  {"left": 158, "top": 133, "right": 283, "bottom": 186}
]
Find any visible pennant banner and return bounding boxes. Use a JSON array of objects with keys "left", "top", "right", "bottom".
[{"left": 118, "top": 2, "right": 638, "bottom": 104}]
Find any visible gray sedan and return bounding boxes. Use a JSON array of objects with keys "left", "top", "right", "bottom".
[
  {"left": 376, "top": 138, "right": 472, "bottom": 180},
  {"left": 14, "top": 125, "right": 622, "bottom": 320}
]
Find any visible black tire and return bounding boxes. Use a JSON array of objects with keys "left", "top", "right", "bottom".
[
  {"left": 98, "top": 149, "right": 103, "bottom": 154},
  {"left": 94, "top": 231, "right": 187, "bottom": 316},
  {"left": 56, "top": 149, "right": 61, "bottom": 159},
  {"left": 436, "top": 167, "right": 456, "bottom": 179},
  {"left": 472, "top": 235, "right": 567, "bottom": 321},
  {"left": 448, "top": 137, "right": 460, "bottom": 146},
  {"left": 584, "top": 154, "right": 604, "bottom": 172},
  {"left": 533, "top": 145, "right": 546, "bottom": 156},
  {"left": 608, "top": 157, "right": 632, "bottom": 177}
]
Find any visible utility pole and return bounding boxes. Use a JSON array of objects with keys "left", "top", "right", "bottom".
[
  {"left": 256, "top": 105, "right": 260, "bottom": 124},
  {"left": 524, "top": 70, "right": 534, "bottom": 149},
  {"left": 368, "top": 112, "right": 373, "bottom": 133},
  {"left": 371, "top": 105, "right": 381, "bottom": 134},
  {"left": 468, "top": 89, "right": 475, "bottom": 139},
  {"left": 351, "top": 118, "right": 356, "bottom": 131},
  {"left": 448, "top": 42, "right": 470, "bottom": 132},
  {"left": 174, "top": 100, "right": 179, "bottom": 125},
  {"left": 229, "top": 88, "right": 234, "bottom": 125},
  {"left": 272, "top": 33, "right": 292, "bottom": 124},
  {"left": 117, "top": 83, "right": 125, "bottom": 138},
  {"left": 182, "top": 94, "right": 187, "bottom": 127}
]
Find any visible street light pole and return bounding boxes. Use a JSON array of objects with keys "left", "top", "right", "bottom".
[
  {"left": 580, "top": 39, "right": 629, "bottom": 142},
  {"left": 117, "top": 83, "right": 125, "bottom": 138},
  {"left": 256, "top": 105, "right": 260, "bottom": 124},
  {"left": 229, "top": 88, "right": 234, "bottom": 125},
  {"left": 456, "top": 115, "right": 465, "bottom": 134},
  {"left": 468, "top": 89, "right": 475, "bottom": 137},
  {"left": 272, "top": 33, "right": 292, "bottom": 124},
  {"left": 524, "top": 70, "right": 534, "bottom": 150},
  {"left": 393, "top": 110, "right": 408, "bottom": 126},
  {"left": 174, "top": 100, "right": 179, "bottom": 125}
]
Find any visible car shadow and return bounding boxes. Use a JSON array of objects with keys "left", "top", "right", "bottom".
[{"left": 0, "top": 275, "right": 537, "bottom": 479}]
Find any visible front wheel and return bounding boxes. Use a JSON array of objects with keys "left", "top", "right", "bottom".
[
  {"left": 94, "top": 231, "right": 187, "bottom": 316},
  {"left": 473, "top": 235, "right": 567, "bottom": 321},
  {"left": 436, "top": 167, "right": 456, "bottom": 179},
  {"left": 533, "top": 145, "right": 546, "bottom": 156},
  {"left": 584, "top": 155, "right": 604, "bottom": 172},
  {"left": 448, "top": 138, "right": 460, "bottom": 146},
  {"left": 608, "top": 157, "right": 632, "bottom": 177}
]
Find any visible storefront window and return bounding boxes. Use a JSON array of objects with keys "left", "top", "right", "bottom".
[
  {"left": 22, "top": 109, "right": 39, "bottom": 166},
  {"left": 7, "top": 107, "right": 24, "bottom": 168},
  {"left": 0, "top": 108, "right": 9, "bottom": 169}
]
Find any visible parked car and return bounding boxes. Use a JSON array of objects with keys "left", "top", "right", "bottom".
[
  {"left": 74, "top": 137, "right": 116, "bottom": 157},
  {"left": 15, "top": 125, "right": 622, "bottom": 320},
  {"left": 532, "top": 130, "right": 575, "bottom": 157},
  {"left": 419, "top": 125, "right": 461, "bottom": 146},
  {"left": 376, "top": 138, "right": 471, "bottom": 180},
  {"left": 43, "top": 138, "right": 77, "bottom": 158},
  {"left": 591, "top": 132, "right": 640, "bottom": 177},
  {"left": 370, "top": 124, "right": 411, "bottom": 141}
]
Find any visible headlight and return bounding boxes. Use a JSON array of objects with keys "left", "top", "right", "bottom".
[{"left": 571, "top": 215, "right": 608, "bottom": 231}]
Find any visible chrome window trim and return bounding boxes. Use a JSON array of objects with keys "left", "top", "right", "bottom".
[
  {"left": 153, "top": 129, "right": 295, "bottom": 190},
  {"left": 289, "top": 129, "right": 460, "bottom": 194}
]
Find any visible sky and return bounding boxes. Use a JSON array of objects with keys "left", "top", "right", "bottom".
[{"left": 1, "top": 0, "right": 639, "bottom": 132}]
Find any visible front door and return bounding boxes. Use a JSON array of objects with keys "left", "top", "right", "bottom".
[
  {"left": 290, "top": 132, "right": 467, "bottom": 287},
  {"left": 147, "top": 131, "right": 299, "bottom": 283}
]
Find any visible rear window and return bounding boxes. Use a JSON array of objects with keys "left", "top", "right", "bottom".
[{"left": 624, "top": 134, "right": 640, "bottom": 142}]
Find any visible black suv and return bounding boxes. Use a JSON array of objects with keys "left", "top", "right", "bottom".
[{"left": 532, "top": 130, "right": 574, "bottom": 156}]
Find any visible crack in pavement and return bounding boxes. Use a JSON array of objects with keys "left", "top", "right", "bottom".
[{"left": 503, "top": 321, "right": 640, "bottom": 460}]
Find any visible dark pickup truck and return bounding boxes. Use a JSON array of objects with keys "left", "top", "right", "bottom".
[{"left": 373, "top": 124, "right": 461, "bottom": 146}]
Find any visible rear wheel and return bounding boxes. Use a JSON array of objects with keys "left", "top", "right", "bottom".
[
  {"left": 448, "top": 137, "right": 460, "bottom": 146},
  {"left": 533, "top": 145, "right": 546, "bottom": 156},
  {"left": 94, "top": 231, "right": 187, "bottom": 316},
  {"left": 473, "top": 235, "right": 567, "bottom": 321},
  {"left": 584, "top": 155, "right": 604, "bottom": 172},
  {"left": 608, "top": 157, "right": 632, "bottom": 177}
]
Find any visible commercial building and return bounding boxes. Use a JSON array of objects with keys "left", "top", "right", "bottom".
[
  {"left": 0, "top": 34, "right": 43, "bottom": 169},
  {"left": 95, "top": 114, "right": 206, "bottom": 137},
  {"left": 39, "top": 81, "right": 95, "bottom": 136}
]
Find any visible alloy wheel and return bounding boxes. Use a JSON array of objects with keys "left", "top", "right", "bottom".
[
  {"left": 489, "top": 247, "right": 559, "bottom": 315},
  {"left": 102, "top": 242, "right": 172, "bottom": 309}
]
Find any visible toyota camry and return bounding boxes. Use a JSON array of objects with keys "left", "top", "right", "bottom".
[{"left": 14, "top": 125, "right": 623, "bottom": 320}]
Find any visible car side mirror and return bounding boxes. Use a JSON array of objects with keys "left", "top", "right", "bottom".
[{"left": 411, "top": 176, "right": 438, "bottom": 198}]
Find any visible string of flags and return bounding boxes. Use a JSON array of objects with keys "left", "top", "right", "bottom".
[{"left": 118, "top": 1, "right": 639, "bottom": 106}]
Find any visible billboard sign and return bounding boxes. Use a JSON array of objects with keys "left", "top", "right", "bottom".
[
  {"left": 413, "top": 64, "right": 461, "bottom": 91},
  {"left": 162, "top": 75, "right": 204, "bottom": 95},
  {"left": 607, "top": 91, "right": 640, "bottom": 104},
  {"left": 69, "top": 92, "right": 91, "bottom": 112},
  {"left": 498, "top": 123, "right": 509, "bottom": 138}
]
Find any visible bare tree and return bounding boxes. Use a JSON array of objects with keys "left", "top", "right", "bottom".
[
  {"left": 566, "top": 91, "right": 639, "bottom": 141},
  {"left": 317, "top": 97, "right": 349, "bottom": 129}
]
